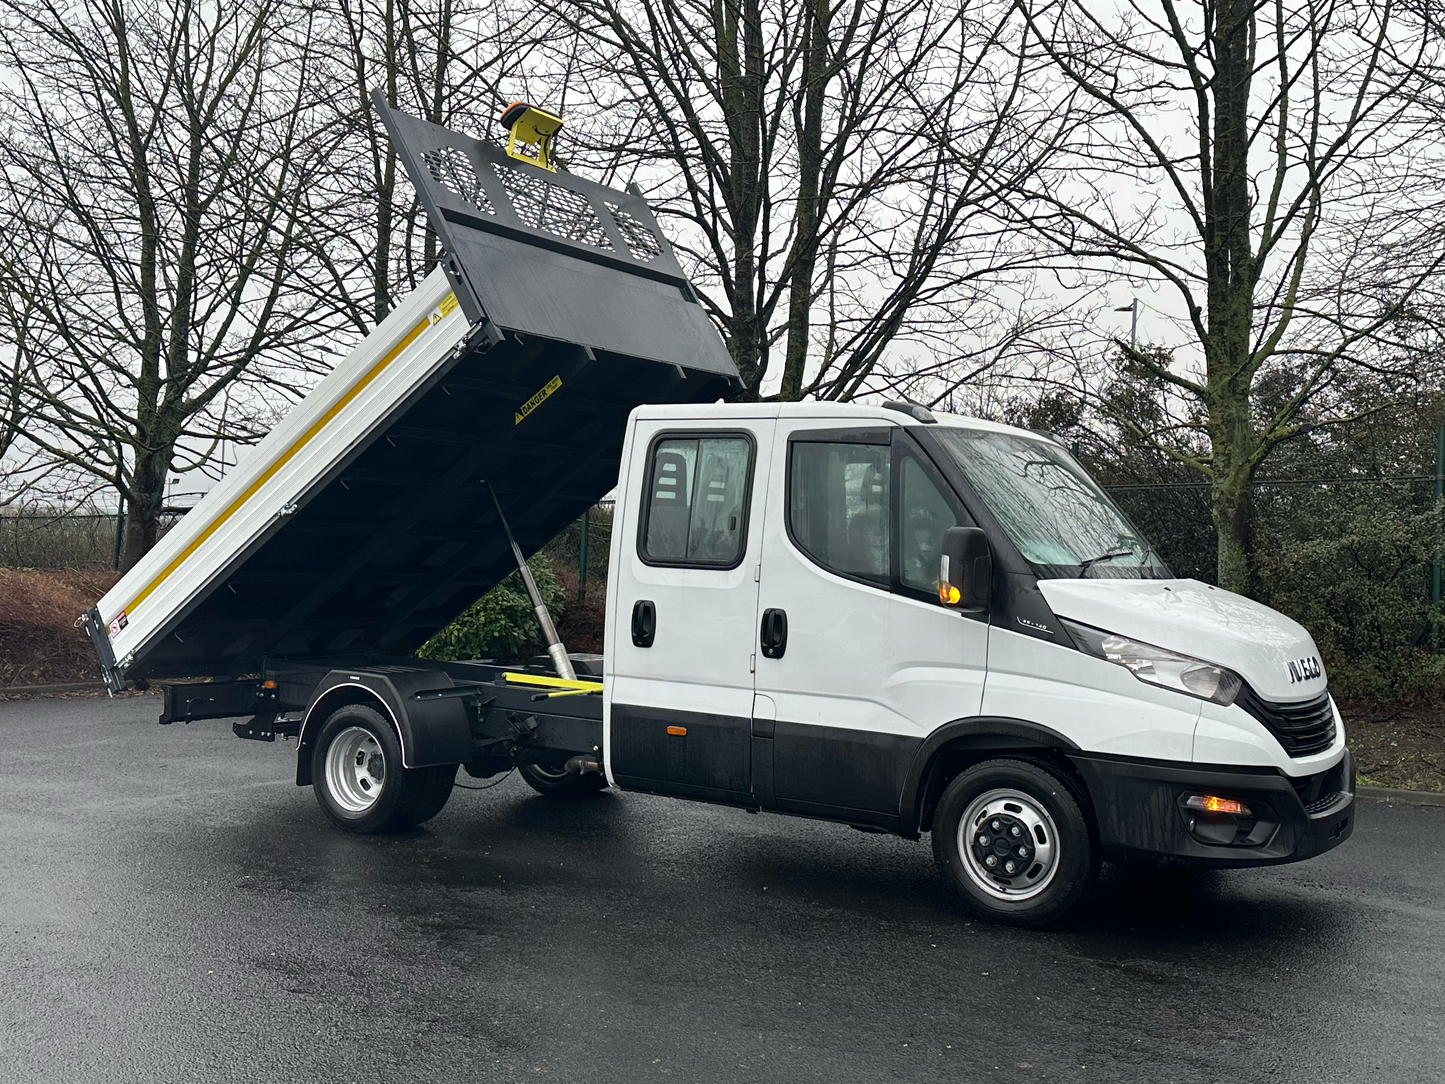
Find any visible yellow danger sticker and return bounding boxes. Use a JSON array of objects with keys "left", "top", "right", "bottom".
[
  {"left": 431, "top": 292, "right": 459, "bottom": 324},
  {"left": 515, "top": 375, "right": 562, "bottom": 425}
]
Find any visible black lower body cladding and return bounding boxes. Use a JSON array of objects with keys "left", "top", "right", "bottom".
[{"left": 1069, "top": 749, "right": 1355, "bottom": 867}]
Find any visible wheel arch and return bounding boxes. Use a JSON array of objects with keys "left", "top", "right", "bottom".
[
  {"left": 900, "top": 718, "right": 1089, "bottom": 836},
  {"left": 296, "top": 683, "right": 401, "bottom": 787},
  {"left": 294, "top": 668, "right": 470, "bottom": 787}
]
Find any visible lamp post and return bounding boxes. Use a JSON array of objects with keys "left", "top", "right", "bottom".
[{"left": 1114, "top": 298, "right": 1139, "bottom": 352}]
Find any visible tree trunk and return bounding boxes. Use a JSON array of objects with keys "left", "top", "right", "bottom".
[
  {"left": 777, "top": 0, "right": 828, "bottom": 402},
  {"left": 717, "top": 0, "right": 766, "bottom": 396},
  {"left": 1210, "top": 465, "right": 1255, "bottom": 596},
  {"left": 1203, "top": 0, "right": 1260, "bottom": 595},
  {"left": 119, "top": 449, "right": 169, "bottom": 571}
]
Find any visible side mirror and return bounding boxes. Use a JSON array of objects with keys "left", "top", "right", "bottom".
[{"left": 939, "top": 527, "right": 992, "bottom": 612}]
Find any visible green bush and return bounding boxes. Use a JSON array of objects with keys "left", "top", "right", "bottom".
[
  {"left": 1257, "top": 499, "right": 1445, "bottom": 700},
  {"left": 417, "top": 555, "right": 566, "bottom": 662}
]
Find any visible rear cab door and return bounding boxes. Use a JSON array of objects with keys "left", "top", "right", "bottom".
[{"left": 605, "top": 407, "right": 778, "bottom": 803}]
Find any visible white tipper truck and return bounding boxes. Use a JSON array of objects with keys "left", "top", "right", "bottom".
[{"left": 83, "top": 95, "right": 1353, "bottom": 927}]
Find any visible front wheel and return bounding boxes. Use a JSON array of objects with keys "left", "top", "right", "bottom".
[
  {"left": 931, "top": 757, "right": 1098, "bottom": 928},
  {"left": 312, "top": 703, "right": 457, "bottom": 833}
]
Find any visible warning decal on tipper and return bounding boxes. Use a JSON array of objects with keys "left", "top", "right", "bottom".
[{"left": 515, "top": 375, "right": 562, "bottom": 425}]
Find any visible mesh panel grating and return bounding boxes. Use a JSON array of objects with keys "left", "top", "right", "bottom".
[
  {"left": 422, "top": 147, "right": 494, "bottom": 215},
  {"left": 495, "top": 164, "right": 612, "bottom": 249},
  {"left": 607, "top": 203, "right": 664, "bottom": 262}
]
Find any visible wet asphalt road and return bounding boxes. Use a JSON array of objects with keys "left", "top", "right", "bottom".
[{"left": 1, "top": 694, "right": 1441, "bottom": 1084}]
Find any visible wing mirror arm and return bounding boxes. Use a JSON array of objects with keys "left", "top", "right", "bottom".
[{"left": 939, "top": 526, "right": 992, "bottom": 613}]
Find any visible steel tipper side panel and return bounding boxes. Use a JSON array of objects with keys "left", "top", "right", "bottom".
[{"left": 84, "top": 271, "right": 467, "bottom": 690}]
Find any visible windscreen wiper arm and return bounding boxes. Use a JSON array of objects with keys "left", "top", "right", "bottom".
[{"left": 1077, "top": 550, "right": 1132, "bottom": 577}]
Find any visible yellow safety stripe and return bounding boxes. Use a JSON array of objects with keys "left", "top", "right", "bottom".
[
  {"left": 502, "top": 672, "right": 603, "bottom": 692},
  {"left": 118, "top": 308, "right": 444, "bottom": 623}
]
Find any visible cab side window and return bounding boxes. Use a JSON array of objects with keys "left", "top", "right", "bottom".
[
  {"left": 899, "top": 455, "right": 962, "bottom": 595},
  {"left": 640, "top": 434, "right": 752, "bottom": 567},
  {"left": 788, "top": 441, "right": 890, "bottom": 586}
]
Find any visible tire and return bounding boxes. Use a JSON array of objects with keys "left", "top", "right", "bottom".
[
  {"left": 931, "top": 757, "right": 1098, "bottom": 928},
  {"left": 518, "top": 762, "right": 608, "bottom": 798},
  {"left": 311, "top": 703, "right": 457, "bottom": 833}
]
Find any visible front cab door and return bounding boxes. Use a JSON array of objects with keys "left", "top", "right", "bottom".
[{"left": 752, "top": 423, "right": 989, "bottom": 828}]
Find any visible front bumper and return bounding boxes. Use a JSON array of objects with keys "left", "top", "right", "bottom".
[{"left": 1068, "top": 748, "right": 1355, "bottom": 867}]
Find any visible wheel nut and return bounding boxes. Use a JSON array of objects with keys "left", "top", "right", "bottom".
[
  {"left": 990, "top": 819, "right": 1001, "bottom": 831},
  {"left": 1016, "top": 845, "right": 1029, "bottom": 857},
  {"left": 985, "top": 855, "right": 997, "bottom": 868},
  {"left": 978, "top": 835, "right": 990, "bottom": 847},
  {"left": 1004, "top": 861, "right": 1017, "bottom": 874},
  {"left": 1010, "top": 826, "right": 1021, "bottom": 838}
]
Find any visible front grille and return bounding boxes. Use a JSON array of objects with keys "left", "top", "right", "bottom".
[{"left": 1235, "top": 686, "right": 1336, "bottom": 757}]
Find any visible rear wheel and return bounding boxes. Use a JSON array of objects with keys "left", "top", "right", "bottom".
[
  {"left": 931, "top": 757, "right": 1097, "bottom": 928},
  {"left": 312, "top": 703, "right": 457, "bottom": 832},
  {"left": 518, "top": 762, "right": 608, "bottom": 797}
]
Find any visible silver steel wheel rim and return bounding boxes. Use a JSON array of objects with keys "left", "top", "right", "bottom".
[
  {"left": 957, "top": 788, "right": 1061, "bottom": 902},
  {"left": 325, "top": 726, "right": 387, "bottom": 814}
]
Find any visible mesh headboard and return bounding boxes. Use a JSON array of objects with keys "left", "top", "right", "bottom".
[{"left": 372, "top": 92, "right": 737, "bottom": 382}]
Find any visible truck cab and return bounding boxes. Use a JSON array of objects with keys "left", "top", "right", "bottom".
[{"left": 603, "top": 401, "right": 1354, "bottom": 924}]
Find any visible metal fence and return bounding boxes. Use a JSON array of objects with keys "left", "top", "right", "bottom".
[{"left": 0, "top": 511, "right": 189, "bottom": 570}]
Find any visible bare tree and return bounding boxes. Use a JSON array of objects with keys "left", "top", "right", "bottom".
[
  {"left": 305, "top": 0, "right": 558, "bottom": 330},
  {"left": 531, "top": 0, "right": 1079, "bottom": 400},
  {"left": 0, "top": 0, "right": 340, "bottom": 567},
  {"left": 1007, "top": 0, "right": 1445, "bottom": 594}
]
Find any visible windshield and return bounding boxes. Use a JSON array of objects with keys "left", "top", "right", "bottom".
[{"left": 932, "top": 427, "right": 1170, "bottom": 580}]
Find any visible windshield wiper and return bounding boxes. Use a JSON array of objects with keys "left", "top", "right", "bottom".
[{"left": 1077, "top": 550, "right": 1132, "bottom": 577}]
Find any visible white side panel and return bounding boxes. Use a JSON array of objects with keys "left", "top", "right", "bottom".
[
  {"left": 96, "top": 268, "right": 466, "bottom": 667},
  {"left": 753, "top": 419, "right": 989, "bottom": 743},
  {"left": 606, "top": 415, "right": 778, "bottom": 720},
  {"left": 981, "top": 627, "right": 1201, "bottom": 761},
  {"left": 1194, "top": 697, "right": 1347, "bottom": 776}
]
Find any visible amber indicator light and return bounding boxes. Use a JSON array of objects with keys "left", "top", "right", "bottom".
[
  {"left": 1185, "top": 794, "right": 1251, "bottom": 816},
  {"left": 666, "top": 725, "right": 687, "bottom": 736}
]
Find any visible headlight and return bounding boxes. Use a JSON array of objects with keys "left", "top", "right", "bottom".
[{"left": 1059, "top": 619, "right": 1241, "bottom": 706}]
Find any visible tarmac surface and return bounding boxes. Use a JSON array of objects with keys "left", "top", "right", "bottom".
[{"left": 1, "top": 693, "right": 1441, "bottom": 1084}]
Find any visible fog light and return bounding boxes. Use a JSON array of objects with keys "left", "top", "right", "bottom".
[{"left": 1185, "top": 794, "right": 1251, "bottom": 816}]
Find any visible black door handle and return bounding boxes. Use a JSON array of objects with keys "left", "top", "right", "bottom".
[
  {"left": 760, "top": 608, "right": 788, "bottom": 659},
  {"left": 631, "top": 599, "right": 656, "bottom": 647}
]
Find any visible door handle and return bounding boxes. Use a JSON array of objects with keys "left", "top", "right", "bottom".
[
  {"left": 760, "top": 608, "right": 788, "bottom": 659},
  {"left": 631, "top": 599, "right": 656, "bottom": 648}
]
